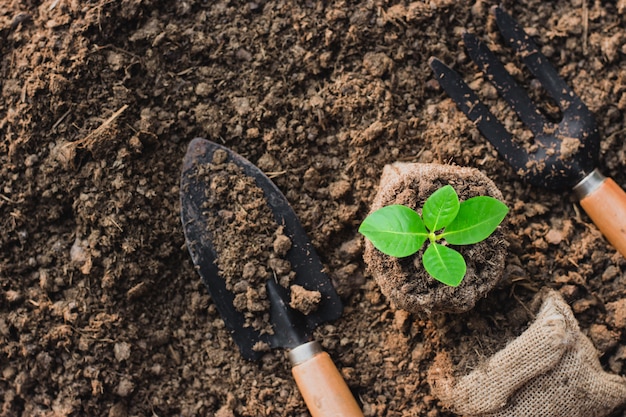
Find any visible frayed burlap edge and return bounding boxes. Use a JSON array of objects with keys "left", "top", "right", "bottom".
[{"left": 428, "top": 289, "right": 626, "bottom": 417}]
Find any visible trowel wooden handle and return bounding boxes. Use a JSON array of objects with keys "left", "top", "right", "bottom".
[
  {"left": 290, "top": 341, "right": 364, "bottom": 417},
  {"left": 576, "top": 172, "right": 626, "bottom": 258}
]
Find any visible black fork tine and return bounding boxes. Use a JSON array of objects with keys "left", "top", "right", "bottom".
[
  {"left": 430, "top": 6, "right": 602, "bottom": 192},
  {"left": 462, "top": 32, "right": 548, "bottom": 136},
  {"left": 429, "top": 57, "right": 526, "bottom": 173},
  {"left": 493, "top": 6, "right": 581, "bottom": 112}
]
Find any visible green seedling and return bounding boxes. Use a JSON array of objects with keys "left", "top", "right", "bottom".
[{"left": 359, "top": 185, "right": 508, "bottom": 287}]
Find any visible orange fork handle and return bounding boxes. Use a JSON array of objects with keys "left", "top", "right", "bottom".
[
  {"left": 579, "top": 177, "right": 626, "bottom": 258},
  {"left": 291, "top": 350, "right": 364, "bottom": 417}
]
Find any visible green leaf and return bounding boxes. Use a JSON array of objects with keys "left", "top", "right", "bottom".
[
  {"left": 359, "top": 205, "right": 429, "bottom": 257},
  {"left": 443, "top": 196, "right": 509, "bottom": 245},
  {"left": 422, "top": 243, "right": 466, "bottom": 286},
  {"left": 422, "top": 185, "right": 459, "bottom": 232}
]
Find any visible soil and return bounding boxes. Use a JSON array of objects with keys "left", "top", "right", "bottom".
[
  {"left": 363, "top": 162, "right": 508, "bottom": 315},
  {"left": 196, "top": 148, "right": 294, "bottom": 334},
  {"left": 2, "top": 1, "right": 626, "bottom": 416}
]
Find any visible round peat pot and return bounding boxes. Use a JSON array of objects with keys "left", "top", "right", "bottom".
[{"left": 363, "top": 162, "right": 508, "bottom": 315}]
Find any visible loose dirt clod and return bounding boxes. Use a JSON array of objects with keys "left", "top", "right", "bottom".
[{"left": 289, "top": 284, "right": 322, "bottom": 315}]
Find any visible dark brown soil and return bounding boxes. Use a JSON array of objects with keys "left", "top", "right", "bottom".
[
  {"left": 363, "top": 162, "right": 508, "bottom": 315},
  {"left": 2, "top": 1, "right": 626, "bottom": 416},
  {"left": 197, "top": 148, "right": 294, "bottom": 334}
]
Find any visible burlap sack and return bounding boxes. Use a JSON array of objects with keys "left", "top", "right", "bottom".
[{"left": 428, "top": 289, "right": 626, "bottom": 417}]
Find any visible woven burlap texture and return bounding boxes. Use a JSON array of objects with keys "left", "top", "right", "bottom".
[{"left": 428, "top": 289, "right": 626, "bottom": 417}]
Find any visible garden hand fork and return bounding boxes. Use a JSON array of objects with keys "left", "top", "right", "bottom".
[{"left": 429, "top": 6, "right": 626, "bottom": 257}]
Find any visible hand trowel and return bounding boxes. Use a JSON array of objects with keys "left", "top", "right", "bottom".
[{"left": 180, "top": 138, "right": 363, "bottom": 417}]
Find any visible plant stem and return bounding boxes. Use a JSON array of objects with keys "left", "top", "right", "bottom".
[{"left": 434, "top": 232, "right": 445, "bottom": 241}]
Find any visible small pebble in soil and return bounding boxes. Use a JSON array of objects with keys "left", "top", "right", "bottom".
[
  {"left": 114, "top": 342, "right": 131, "bottom": 362},
  {"left": 116, "top": 377, "right": 134, "bottom": 397}
]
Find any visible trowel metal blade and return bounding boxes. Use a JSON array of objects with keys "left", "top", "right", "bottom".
[{"left": 180, "top": 138, "right": 343, "bottom": 360}]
